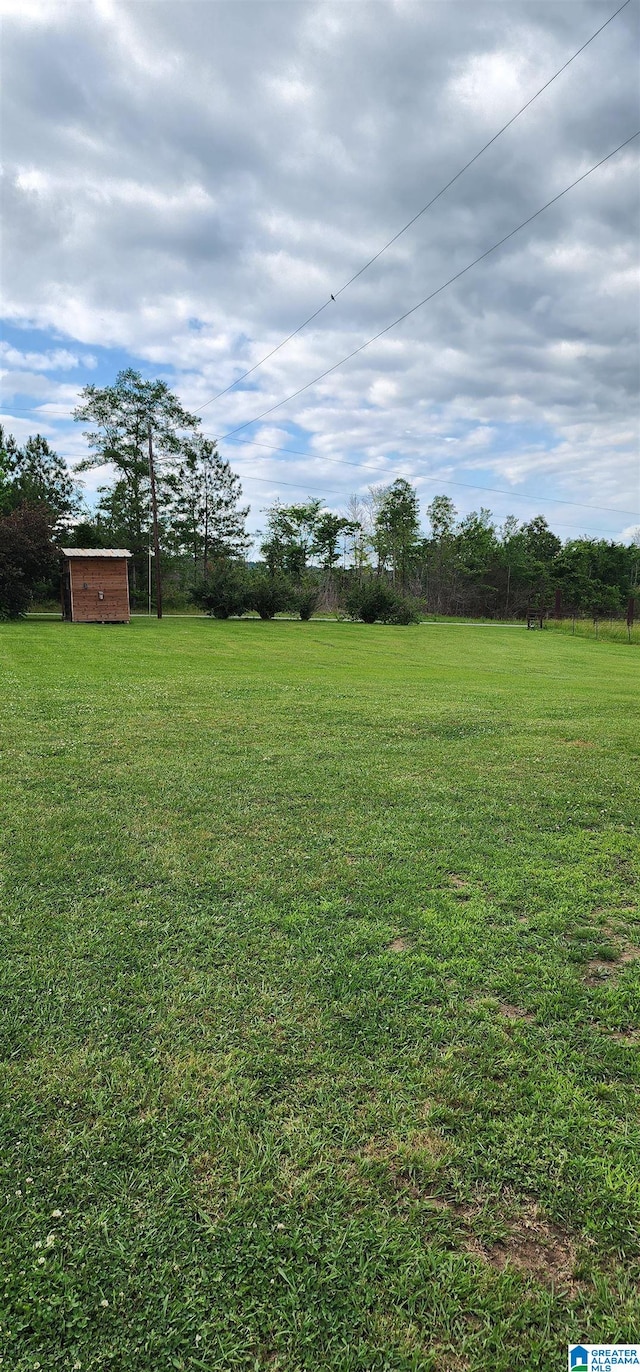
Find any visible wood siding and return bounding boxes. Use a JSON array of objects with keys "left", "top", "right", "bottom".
[{"left": 67, "top": 557, "right": 130, "bottom": 622}]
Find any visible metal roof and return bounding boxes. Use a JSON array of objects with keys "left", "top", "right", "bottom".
[{"left": 61, "top": 548, "right": 132, "bottom": 558}]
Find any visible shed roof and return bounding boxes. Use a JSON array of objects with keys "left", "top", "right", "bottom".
[{"left": 62, "top": 548, "right": 132, "bottom": 559}]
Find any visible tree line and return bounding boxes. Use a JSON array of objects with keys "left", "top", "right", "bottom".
[{"left": 1, "top": 368, "right": 637, "bottom": 623}]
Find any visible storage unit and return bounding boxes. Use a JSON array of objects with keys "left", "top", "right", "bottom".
[{"left": 61, "top": 549, "right": 132, "bottom": 623}]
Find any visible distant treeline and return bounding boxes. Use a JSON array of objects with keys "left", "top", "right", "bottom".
[{"left": 1, "top": 375, "right": 638, "bottom": 624}]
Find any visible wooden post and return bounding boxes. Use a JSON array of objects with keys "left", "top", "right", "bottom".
[{"left": 148, "top": 425, "right": 163, "bottom": 620}]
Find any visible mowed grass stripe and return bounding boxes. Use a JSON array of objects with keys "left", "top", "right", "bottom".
[{"left": 0, "top": 620, "right": 638, "bottom": 1371}]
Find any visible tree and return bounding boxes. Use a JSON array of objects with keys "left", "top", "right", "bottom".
[
  {"left": 166, "top": 437, "right": 250, "bottom": 578},
  {"left": 426, "top": 495, "right": 456, "bottom": 543},
  {"left": 344, "top": 495, "right": 370, "bottom": 575},
  {"left": 74, "top": 369, "right": 199, "bottom": 617},
  {"left": 95, "top": 479, "right": 147, "bottom": 546},
  {"left": 424, "top": 495, "right": 458, "bottom": 612},
  {"left": 457, "top": 509, "right": 497, "bottom": 576},
  {"left": 553, "top": 542, "right": 594, "bottom": 619},
  {"left": 63, "top": 519, "right": 112, "bottom": 550},
  {"left": 0, "top": 504, "right": 60, "bottom": 619},
  {"left": 514, "top": 516, "right": 562, "bottom": 613},
  {"left": 498, "top": 517, "right": 530, "bottom": 618},
  {"left": 371, "top": 479, "right": 421, "bottom": 588},
  {"left": 455, "top": 509, "right": 499, "bottom": 615},
  {"left": 312, "top": 511, "right": 358, "bottom": 574},
  {"left": 260, "top": 500, "right": 324, "bottom": 582},
  {"left": 0, "top": 426, "right": 79, "bottom": 523},
  {"left": 521, "top": 515, "right": 561, "bottom": 567},
  {"left": 0, "top": 426, "right": 20, "bottom": 514}
]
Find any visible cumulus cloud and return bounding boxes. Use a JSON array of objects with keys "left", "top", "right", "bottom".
[{"left": 1, "top": 0, "right": 638, "bottom": 537}]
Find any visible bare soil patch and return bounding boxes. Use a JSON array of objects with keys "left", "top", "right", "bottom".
[
  {"left": 360, "top": 1129, "right": 448, "bottom": 1166},
  {"left": 448, "top": 875, "right": 471, "bottom": 899},
  {"left": 585, "top": 943, "right": 640, "bottom": 985},
  {"left": 387, "top": 936, "right": 410, "bottom": 952},
  {"left": 584, "top": 961, "right": 616, "bottom": 984},
  {"left": 498, "top": 1002, "right": 535, "bottom": 1023},
  {"left": 461, "top": 1201, "right": 579, "bottom": 1292}
]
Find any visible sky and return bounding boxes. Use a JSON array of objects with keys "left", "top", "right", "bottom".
[{"left": 2, "top": 0, "right": 639, "bottom": 548}]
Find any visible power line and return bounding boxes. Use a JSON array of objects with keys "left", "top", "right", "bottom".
[
  {"left": 212, "top": 132, "right": 639, "bottom": 440},
  {"left": 192, "top": 0, "right": 632, "bottom": 413},
  {"left": 4, "top": 140, "right": 638, "bottom": 527},
  {"left": 233, "top": 466, "right": 633, "bottom": 535},
  {"left": 4, "top": 401, "right": 637, "bottom": 519},
  {"left": 207, "top": 431, "right": 640, "bottom": 518}
]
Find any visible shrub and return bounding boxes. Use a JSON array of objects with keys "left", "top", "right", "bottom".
[
  {"left": 297, "top": 585, "right": 320, "bottom": 621},
  {"left": 191, "top": 561, "right": 248, "bottom": 618},
  {"left": 386, "top": 596, "right": 421, "bottom": 625},
  {"left": 247, "top": 571, "right": 294, "bottom": 620},
  {"left": 345, "top": 580, "right": 420, "bottom": 625}
]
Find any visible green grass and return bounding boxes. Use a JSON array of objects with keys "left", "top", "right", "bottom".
[
  {"left": 1, "top": 619, "right": 638, "bottom": 1372},
  {"left": 545, "top": 618, "right": 639, "bottom": 647}
]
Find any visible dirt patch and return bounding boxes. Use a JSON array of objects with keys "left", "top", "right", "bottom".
[
  {"left": 584, "top": 961, "right": 616, "bottom": 985},
  {"left": 600, "top": 921, "right": 629, "bottom": 940},
  {"left": 352, "top": 1128, "right": 451, "bottom": 1200},
  {"left": 585, "top": 944, "right": 640, "bottom": 985},
  {"left": 192, "top": 1151, "right": 236, "bottom": 1220},
  {"left": 594, "top": 905, "right": 637, "bottom": 919},
  {"left": 360, "top": 1129, "right": 448, "bottom": 1166},
  {"left": 448, "top": 875, "right": 471, "bottom": 898},
  {"left": 387, "top": 937, "right": 410, "bottom": 952},
  {"left": 565, "top": 739, "right": 593, "bottom": 748},
  {"left": 370, "top": 1315, "right": 470, "bottom": 1370},
  {"left": 462, "top": 1202, "right": 579, "bottom": 1292},
  {"left": 498, "top": 1003, "right": 535, "bottom": 1023},
  {"left": 610, "top": 1028, "right": 640, "bottom": 1045}
]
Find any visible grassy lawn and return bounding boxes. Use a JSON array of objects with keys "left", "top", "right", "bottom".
[{"left": 1, "top": 620, "right": 638, "bottom": 1371}]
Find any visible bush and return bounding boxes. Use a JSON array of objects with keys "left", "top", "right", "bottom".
[
  {"left": 297, "top": 585, "right": 320, "bottom": 621},
  {"left": 387, "top": 596, "right": 421, "bottom": 625},
  {"left": 191, "top": 562, "right": 248, "bottom": 618},
  {"left": 247, "top": 571, "right": 294, "bottom": 620},
  {"left": 345, "top": 580, "right": 420, "bottom": 625},
  {"left": 0, "top": 504, "right": 60, "bottom": 619}
]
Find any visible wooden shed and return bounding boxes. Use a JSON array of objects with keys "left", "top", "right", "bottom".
[{"left": 61, "top": 549, "right": 132, "bottom": 623}]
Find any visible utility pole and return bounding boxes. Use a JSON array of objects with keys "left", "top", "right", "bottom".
[{"left": 148, "top": 424, "right": 163, "bottom": 619}]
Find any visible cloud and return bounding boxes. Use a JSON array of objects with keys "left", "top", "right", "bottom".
[
  {"left": 1, "top": 0, "right": 638, "bottom": 540},
  {"left": 0, "top": 342, "right": 96, "bottom": 373}
]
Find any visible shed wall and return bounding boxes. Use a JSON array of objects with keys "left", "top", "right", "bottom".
[{"left": 68, "top": 557, "right": 130, "bottom": 622}]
